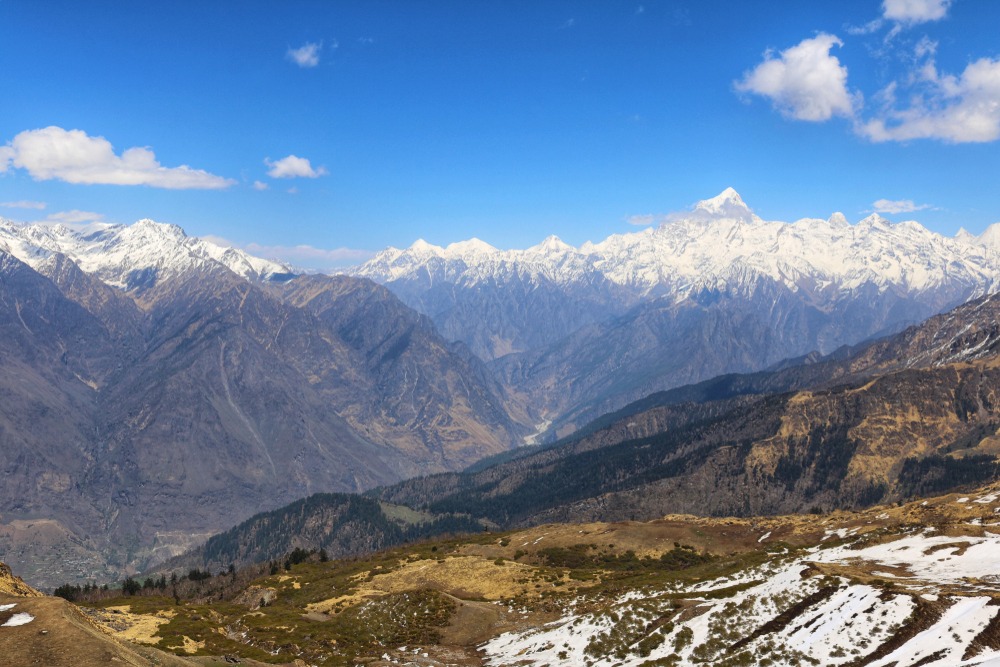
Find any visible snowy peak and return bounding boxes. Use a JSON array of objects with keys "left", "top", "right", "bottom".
[
  {"left": 857, "top": 212, "right": 892, "bottom": 229},
  {"left": 977, "top": 222, "right": 1000, "bottom": 250},
  {"left": 828, "top": 212, "right": 849, "bottom": 228},
  {"left": 693, "top": 187, "right": 749, "bottom": 215},
  {"left": 408, "top": 238, "right": 442, "bottom": 254},
  {"left": 0, "top": 217, "right": 292, "bottom": 291},
  {"left": 129, "top": 218, "right": 186, "bottom": 238},
  {"left": 444, "top": 237, "right": 498, "bottom": 257},
  {"left": 663, "top": 187, "right": 760, "bottom": 226},
  {"left": 352, "top": 189, "right": 1000, "bottom": 298},
  {"left": 530, "top": 235, "right": 574, "bottom": 254}
]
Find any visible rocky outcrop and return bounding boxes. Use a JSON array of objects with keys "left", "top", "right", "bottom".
[{"left": 0, "top": 562, "right": 42, "bottom": 597}]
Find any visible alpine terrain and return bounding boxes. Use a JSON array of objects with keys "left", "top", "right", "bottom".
[
  {"left": 0, "top": 218, "right": 529, "bottom": 587},
  {"left": 354, "top": 189, "right": 1000, "bottom": 435}
]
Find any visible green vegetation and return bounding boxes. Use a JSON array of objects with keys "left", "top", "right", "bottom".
[
  {"left": 201, "top": 492, "right": 484, "bottom": 569},
  {"left": 538, "top": 543, "right": 713, "bottom": 572},
  {"left": 897, "top": 454, "right": 1000, "bottom": 497}
]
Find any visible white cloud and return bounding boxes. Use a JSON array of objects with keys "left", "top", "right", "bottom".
[
  {"left": 882, "top": 0, "right": 952, "bottom": 25},
  {"left": 203, "top": 235, "right": 373, "bottom": 270},
  {"left": 847, "top": 18, "right": 885, "bottom": 36},
  {"left": 626, "top": 214, "right": 658, "bottom": 226},
  {"left": 244, "top": 242, "right": 373, "bottom": 269},
  {"left": 0, "top": 200, "right": 46, "bottom": 210},
  {"left": 735, "top": 34, "right": 859, "bottom": 121},
  {"left": 265, "top": 155, "right": 327, "bottom": 179},
  {"left": 872, "top": 198, "right": 932, "bottom": 214},
  {"left": 286, "top": 42, "right": 321, "bottom": 68},
  {"left": 861, "top": 57, "right": 1000, "bottom": 143},
  {"left": 849, "top": 1, "right": 950, "bottom": 38},
  {"left": 0, "top": 126, "right": 235, "bottom": 189},
  {"left": 252, "top": 180, "right": 269, "bottom": 191},
  {"left": 37, "top": 209, "right": 107, "bottom": 225}
]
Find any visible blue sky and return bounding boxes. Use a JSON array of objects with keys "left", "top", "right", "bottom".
[{"left": 1, "top": 0, "right": 999, "bottom": 268}]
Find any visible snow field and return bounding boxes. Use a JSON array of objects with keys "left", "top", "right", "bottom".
[{"left": 481, "top": 530, "right": 1000, "bottom": 666}]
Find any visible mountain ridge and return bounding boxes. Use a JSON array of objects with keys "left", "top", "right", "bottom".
[
  {"left": 0, "top": 240, "right": 529, "bottom": 588},
  {"left": 351, "top": 189, "right": 1000, "bottom": 436},
  {"left": 0, "top": 217, "right": 293, "bottom": 290},
  {"left": 352, "top": 189, "right": 1000, "bottom": 300}
]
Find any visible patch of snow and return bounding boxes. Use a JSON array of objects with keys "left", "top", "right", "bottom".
[
  {"left": 867, "top": 597, "right": 996, "bottom": 667},
  {"left": 0, "top": 612, "right": 34, "bottom": 627},
  {"left": 814, "top": 532, "right": 1000, "bottom": 585},
  {"left": 822, "top": 527, "right": 859, "bottom": 542},
  {"left": 481, "top": 528, "right": 1000, "bottom": 667}
]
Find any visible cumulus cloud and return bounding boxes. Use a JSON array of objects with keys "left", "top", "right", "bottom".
[
  {"left": 264, "top": 155, "right": 327, "bottom": 179},
  {"left": 735, "top": 34, "right": 859, "bottom": 121},
  {"left": 287, "top": 42, "right": 321, "bottom": 67},
  {"left": 0, "top": 200, "right": 46, "bottom": 210},
  {"left": 872, "top": 198, "right": 932, "bottom": 214},
  {"left": 861, "top": 57, "right": 1000, "bottom": 143},
  {"left": 882, "top": 0, "right": 952, "bottom": 25},
  {"left": 849, "top": 1, "right": 951, "bottom": 38},
  {"left": 252, "top": 180, "right": 269, "bottom": 191},
  {"left": 741, "top": 2, "right": 993, "bottom": 144},
  {"left": 0, "top": 127, "right": 234, "bottom": 189}
]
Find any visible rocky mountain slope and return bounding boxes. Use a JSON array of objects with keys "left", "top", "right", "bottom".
[
  {"left": 150, "top": 291, "right": 1000, "bottom": 576},
  {"left": 353, "top": 189, "right": 1000, "bottom": 435},
  {"left": 0, "top": 219, "right": 529, "bottom": 588},
  {"left": 375, "top": 290, "right": 1000, "bottom": 526}
]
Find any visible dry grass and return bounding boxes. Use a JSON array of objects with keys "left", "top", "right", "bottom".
[
  {"left": 0, "top": 562, "right": 42, "bottom": 597},
  {"left": 0, "top": 595, "right": 195, "bottom": 667},
  {"left": 87, "top": 605, "right": 176, "bottom": 645},
  {"left": 308, "top": 555, "right": 556, "bottom": 616}
]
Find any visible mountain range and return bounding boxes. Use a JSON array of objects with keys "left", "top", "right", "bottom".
[
  {"left": 353, "top": 188, "right": 1000, "bottom": 434},
  {"left": 0, "top": 219, "right": 528, "bottom": 587},
  {"left": 160, "top": 286, "right": 1000, "bottom": 579},
  {"left": 4, "top": 189, "right": 1000, "bottom": 586}
]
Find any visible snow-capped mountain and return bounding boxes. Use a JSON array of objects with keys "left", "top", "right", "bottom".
[
  {"left": 355, "top": 187, "right": 1000, "bottom": 301},
  {"left": 0, "top": 217, "right": 293, "bottom": 290},
  {"left": 352, "top": 189, "right": 1000, "bottom": 437}
]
